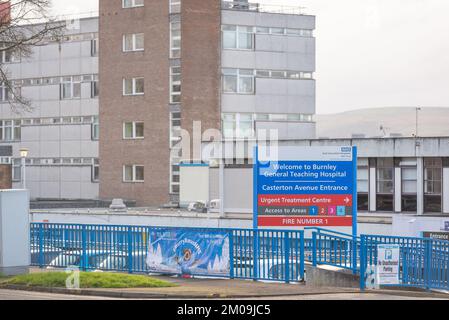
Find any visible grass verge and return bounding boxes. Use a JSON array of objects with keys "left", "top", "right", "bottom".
[{"left": 2, "top": 272, "right": 177, "bottom": 289}]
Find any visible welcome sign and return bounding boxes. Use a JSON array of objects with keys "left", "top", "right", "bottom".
[{"left": 254, "top": 146, "right": 357, "bottom": 228}]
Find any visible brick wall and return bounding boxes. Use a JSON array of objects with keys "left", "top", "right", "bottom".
[
  {"left": 0, "top": 164, "right": 12, "bottom": 189},
  {"left": 99, "top": 0, "right": 170, "bottom": 206}
]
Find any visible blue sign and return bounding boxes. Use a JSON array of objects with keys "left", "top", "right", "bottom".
[
  {"left": 146, "top": 229, "right": 230, "bottom": 276},
  {"left": 254, "top": 146, "right": 357, "bottom": 229}
]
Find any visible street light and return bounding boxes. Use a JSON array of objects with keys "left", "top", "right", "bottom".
[{"left": 19, "top": 148, "right": 29, "bottom": 189}]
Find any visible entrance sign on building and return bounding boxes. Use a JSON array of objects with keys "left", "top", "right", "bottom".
[
  {"left": 146, "top": 229, "right": 230, "bottom": 277},
  {"left": 376, "top": 244, "right": 400, "bottom": 285},
  {"left": 253, "top": 146, "right": 357, "bottom": 229},
  {"left": 423, "top": 231, "right": 449, "bottom": 242}
]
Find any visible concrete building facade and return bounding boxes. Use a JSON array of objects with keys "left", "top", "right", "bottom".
[
  {"left": 98, "top": 0, "right": 317, "bottom": 206},
  {"left": 183, "top": 137, "right": 449, "bottom": 218},
  {"left": 1, "top": 17, "right": 99, "bottom": 200}
]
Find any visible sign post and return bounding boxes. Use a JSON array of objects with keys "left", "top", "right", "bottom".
[{"left": 253, "top": 146, "right": 357, "bottom": 234}]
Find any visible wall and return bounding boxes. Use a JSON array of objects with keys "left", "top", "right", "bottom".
[
  {"left": 0, "top": 190, "right": 30, "bottom": 275},
  {"left": 179, "top": 165, "right": 209, "bottom": 206},
  {"left": 2, "top": 17, "right": 99, "bottom": 200},
  {"left": 99, "top": 0, "right": 170, "bottom": 206},
  {"left": 0, "top": 165, "right": 12, "bottom": 189},
  {"left": 181, "top": 0, "right": 221, "bottom": 137}
]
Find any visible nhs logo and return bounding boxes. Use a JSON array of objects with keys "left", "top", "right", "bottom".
[{"left": 341, "top": 147, "right": 352, "bottom": 153}]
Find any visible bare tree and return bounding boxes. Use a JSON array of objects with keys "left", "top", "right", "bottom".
[{"left": 0, "top": 0, "right": 64, "bottom": 113}]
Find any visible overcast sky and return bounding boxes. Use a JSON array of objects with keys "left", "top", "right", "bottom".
[{"left": 51, "top": 0, "right": 449, "bottom": 115}]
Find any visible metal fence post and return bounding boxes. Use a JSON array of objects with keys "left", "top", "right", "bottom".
[
  {"left": 359, "top": 235, "right": 366, "bottom": 291},
  {"left": 38, "top": 224, "right": 44, "bottom": 268},
  {"left": 284, "top": 232, "right": 290, "bottom": 284},
  {"left": 253, "top": 230, "right": 259, "bottom": 281},
  {"left": 127, "top": 226, "right": 133, "bottom": 274},
  {"left": 81, "top": 225, "right": 87, "bottom": 271},
  {"left": 229, "top": 231, "right": 234, "bottom": 279},
  {"left": 300, "top": 230, "right": 305, "bottom": 281},
  {"left": 352, "top": 235, "right": 358, "bottom": 275},
  {"left": 425, "top": 239, "right": 432, "bottom": 291},
  {"left": 312, "top": 232, "right": 317, "bottom": 267}
]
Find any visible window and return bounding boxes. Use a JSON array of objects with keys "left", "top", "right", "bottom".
[
  {"left": 170, "top": 22, "right": 181, "bottom": 58},
  {"left": 357, "top": 158, "right": 369, "bottom": 211},
  {"left": 222, "top": 25, "right": 254, "bottom": 50},
  {"left": 222, "top": 114, "right": 253, "bottom": 139},
  {"left": 61, "top": 76, "right": 81, "bottom": 99},
  {"left": 91, "top": 39, "right": 99, "bottom": 56},
  {"left": 122, "top": 0, "right": 144, "bottom": 8},
  {"left": 123, "top": 165, "right": 144, "bottom": 182},
  {"left": 424, "top": 158, "right": 442, "bottom": 213},
  {"left": 376, "top": 158, "right": 394, "bottom": 211},
  {"left": 91, "top": 116, "right": 99, "bottom": 140},
  {"left": 169, "top": 0, "right": 181, "bottom": 13},
  {"left": 123, "top": 33, "right": 144, "bottom": 52},
  {"left": 1, "top": 47, "right": 19, "bottom": 63},
  {"left": 0, "top": 120, "right": 20, "bottom": 141},
  {"left": 123, "top": 77, "right": 144, "bottom": 95},
  {"left": 12, "top": 159, "right": 21, "bottom": 182},
  {"left": 91, "top": 80, "right": 99, "bottom": 98},
  {"left": 92, "top": 159, "right": 99, "bottom": 182},
  {"left": 222, "top": 69, "right": 254, "bottom": 94},
  {"left": 401, "top": 158, "right": 417, "bottom": 212},
  {"left": 0, "top": 82, "right": 9, "bottom": 102},
  {"left": 123, "top": 122, "right": 144, "bottom": 139},
  {"left": 170, "top": 67, "right": 181, "bottom": 103}
]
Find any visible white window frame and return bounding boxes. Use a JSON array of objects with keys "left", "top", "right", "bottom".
[
  {"left": 169, "top": 0, "right": 181, "bottom": 14},
  {"left": 222, "top": 25, "right": 254, "bottom": 50},
  {"left": 0, "top": 120, "right": 21, "bottom": 141},
  {"left": 123, "top": 165, "right": 145, "bottom": 183},
  {"left": 123, "top": 33, "right": 144, "bottom": 52},
  {"left": 170, "top": 22, "right": 181, "bottom": 58},
  {"left": 123, "top": 77, "right": 144, "bottom": 96},
  {"left": 123, "top": 121, "right": 144, "bottom": 139},
  {"left": 0, "top": 82, "right": 9, "bottom": 102},
  {"left": 170, "top": 67, "right": 181, "bottom": 103},
  {"left": 222, "top": 69, "right": 255, "bottom": 95},
  {"left": 122, "top": 0, "right": 144, "bottom": 9},
  {"left": 61, "top": 76, "right": 81, "bottom": 100}
]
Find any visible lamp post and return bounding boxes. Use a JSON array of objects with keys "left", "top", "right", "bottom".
[{"left": 19, "top": 148, "right": 29, "bottom": 189}]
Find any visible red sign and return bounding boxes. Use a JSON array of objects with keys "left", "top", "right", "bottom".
[
  {"left": 259, "top": 195, "right": 353, "bottom": 207},
  {"left": 258, "top": 216, "right": 353, "bottom": 227}
]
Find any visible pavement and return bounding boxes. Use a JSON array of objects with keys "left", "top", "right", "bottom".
[{"left": 1, "top": 275, "right": 448, "bottom": 300}]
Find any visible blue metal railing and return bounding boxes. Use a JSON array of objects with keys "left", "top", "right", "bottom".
[
  {"left": 360, "top": 234, "right": 449, "bottom": 291},
  {"left": 30, "top": 223, "right": 305, "bottom": 284}
]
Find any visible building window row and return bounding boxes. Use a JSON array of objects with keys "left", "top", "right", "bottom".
[
  {"left": 222, "top": 24, "right": 314, "bottom": 50},
  {"left": 123, "top": 77, "right": 144, "bottom": 96},
  {"left": 122, "top": 0, "right": 144, "bottom": 9},
  {"left": 222, "top": 113, "right": 314, "bottom": 138},
  {"left": 123, "top": 165, "right": 144, "bottom": 183},
  {"left": 11, "top": 74, "right": 98, "bottom": 88},
  {"left": 46, "top": 32, "right": 98, "bottom": 45},
  {"left": 0, "top": 116, "right": 99, "bottom": 142},
  {"left": 222, "top": 68, "right": 313, "bottom": 94},
  {"left": 357, "top": 157, "right": 444, "bottom": 214},
  {"left": 123, "top": 33, "right": 144, "bottom": 52},
  {"left": 11, "top": 158, "right": 99, "bottom": 183}
]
